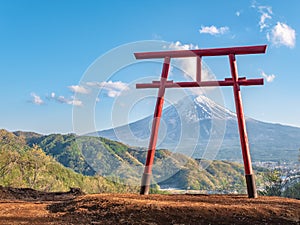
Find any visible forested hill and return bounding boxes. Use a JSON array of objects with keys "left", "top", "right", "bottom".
[
  {"left": 0, "top": 129, "right": 274, "bottom": 193},
  {"left": 0, "top": 129, "right": 137, "bottom": 193},
  {"left": 12, "top": 130, "right": 260, "bottom": 192}
]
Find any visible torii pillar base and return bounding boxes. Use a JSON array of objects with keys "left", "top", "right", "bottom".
[
  {"left": 140, "top": 173, "right": 151, "bottom": 195},
  {"left": 245, "top": 174, "right": 257, "bottom": 198}
]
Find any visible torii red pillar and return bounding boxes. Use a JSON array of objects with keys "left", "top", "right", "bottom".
[
  {"left": 135, "top": 45, "right": 267, "bottom": 198},
  {"left": 140, "top": 57, "right": 171, "bottom": 195}
]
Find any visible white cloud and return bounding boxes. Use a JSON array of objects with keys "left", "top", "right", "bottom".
[
  {"left": 30, "top": 93, "right": 44, "bottom": 105},
  {"left": 236, "top": 11, "right": 241, "bottom": 17},
  {"left": 252, "top": 4, "right": 273, "bottom": 31},
  {"left": 261, "top": 71, "right": 275, "bottom": 82},
  {"left": 167, "top": 41, "right": 213, "bottom": 79},
  {"left": 199, "top": 25, "right": 229, "bottom": 35},
  {"left": 258, "top": 6, "right": 273, "bottom": 31},
  {"left": 86, "top": 81, "right": 129, "bottom": 98},
  {"left": 68, "top": 85, "right": 89, "bottom": 94},
  {"left": 258, "top": 5, "right": 272, "bottom": 15},
  {"left": 68, "top": 98, "right": 83, "bottom": 106},
  {"left": 267, "top": 22, "right": 296, "bottom": 48},
  {"left": 166, "top": 41, "right": 216, "bottom": 95},
  {"left": 168, "top": 41, "right": 199, "bottom": 50},
  {"left": 252, "top": 3, "right": 296, "bottom": 48},
  {"left": 50, "top": 94, "right": 83, "bottom": 106},
  {"left": 259, "top": 12, "right": 272, "bottom": 31}
]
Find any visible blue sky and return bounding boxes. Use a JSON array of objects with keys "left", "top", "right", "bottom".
[{"left": 0, "top": 0, "right": 299, "bottom": 134}]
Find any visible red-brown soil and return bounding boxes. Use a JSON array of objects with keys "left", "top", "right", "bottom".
[{"left": 0, "top": 187, "right": 299, "bottom": 225}]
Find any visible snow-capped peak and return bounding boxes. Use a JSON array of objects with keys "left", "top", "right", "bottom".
[
  {"left": 194, "top": 95, "right": 236, "bottom": 120},
  {"left": 162, "top": 95, "right": 236, "bottom": 123}
]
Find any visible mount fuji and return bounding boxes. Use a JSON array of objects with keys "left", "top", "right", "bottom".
[{"left": 94, "top": 95, "right": 300, "bottom": 162}]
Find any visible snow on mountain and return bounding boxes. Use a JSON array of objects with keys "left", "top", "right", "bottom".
[
  {"left": 161, "top": 95, "right": 235, "bottom": 124},
  {"left": 94, "top": 95, "right": 300, "bottom": 162},
  {"left": 194, "top": 95, "right": 236, "bottom": 120}
]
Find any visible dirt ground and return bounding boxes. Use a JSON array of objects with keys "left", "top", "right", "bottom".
[{"left": 0, "top": 187, "right": 299, "bottom": 225}]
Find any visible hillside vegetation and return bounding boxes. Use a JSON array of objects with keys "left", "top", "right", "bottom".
[
  {"left": 0, "top": 129, "right": 276, "bottom": 194},
  {"left": 0, "top": 129, "right": 137, "bottom": 193},
  {"left": 13, "top": 130, "right": 262, "bottom": 193}
]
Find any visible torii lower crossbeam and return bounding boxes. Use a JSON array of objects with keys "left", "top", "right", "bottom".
[{"left": 135, "top": 45, "right": 267, "bottom": 198}]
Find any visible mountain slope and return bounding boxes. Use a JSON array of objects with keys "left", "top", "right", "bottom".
[
  {"left": 96, "top": 95, "right": 300, "bottom": 162},
  {"left": 11, "top": 130, "right": 261, "bottom": 192},
  {"left": 0, "top": 129, "right": 135, "bottom": 193}
]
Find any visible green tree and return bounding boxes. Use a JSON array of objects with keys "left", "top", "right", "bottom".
[
  {"left": 260, "top": 169, "right": 282, "bottom": 196},
  {"left": 18, "top": 145, "right": 50, "bottom": 189},
  {"left": 284, "top": 182, "right": 300, "bottom": 199},
  {"left": 0, "top": 149, "right": 19, "bottom": 180}
]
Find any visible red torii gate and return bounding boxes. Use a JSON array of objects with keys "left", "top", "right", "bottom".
[{"left": 135, "top": 45, "right": 267, "bottom": 198}]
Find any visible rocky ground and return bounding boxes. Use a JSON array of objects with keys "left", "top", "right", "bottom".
[{"left": 0, "top": 186, "right": 299, "bottom": 225}]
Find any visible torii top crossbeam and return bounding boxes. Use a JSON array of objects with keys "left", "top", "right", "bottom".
[
  {"left": 135, "top": 45, "right": 266, "bottom": 58},
  {"left": 135, "top": 45, "right": 267, "bottom": 198}
]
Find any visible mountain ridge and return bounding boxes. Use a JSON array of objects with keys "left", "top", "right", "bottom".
[
  {"left": 94, "top": 95, "right": 300, "bottom": 162},
  {"left": 6, "top": 129, "right": 262, "bottom": 192}
]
